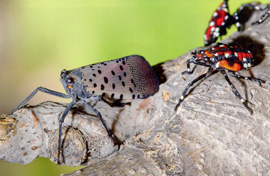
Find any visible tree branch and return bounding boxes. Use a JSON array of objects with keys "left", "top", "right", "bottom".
[{"left": 1, "top": 3, "right": 270, "bottom": 175}]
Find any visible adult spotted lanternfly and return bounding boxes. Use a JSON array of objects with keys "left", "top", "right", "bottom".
[
  {"left": 9, "top": 55, "right": 159, "bottom": 164},
  {"left": 175, "top": 44, "right": 265, "bottom": 113}
]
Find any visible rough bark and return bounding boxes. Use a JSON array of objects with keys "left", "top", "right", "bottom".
[{"left": 1, "top": 3, "right": 270, "bottom": 176}]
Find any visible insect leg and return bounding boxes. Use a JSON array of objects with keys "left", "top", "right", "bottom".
[
  {"left": 252, "top": 5, "right": 270, "bottom": 25},
  {"left": 181, "top": 60, "right": 195, "bottom": 74},
  {"left": 82, "top": 100, "right": 114, "bottom": 142},
  {"left": 182, "top": 61, "right": 211, "bottom": 75},
  {"left": 175, "top": 67, "right": 213, "bottom": 111},
  {"left": 57, "top": 99, "right": 77, "bottom": 164},
  {"left": 228, "top": 71, "right": 265, "bottom": 84},
  {"left": 9, "top": 87, "right": 71, "bottom": 115},
  {"left": 193, "top": 62, "right": 211, "bottom": 67},
  {"left": 220, "top": 70, "right": 252, "bottom": 114}
]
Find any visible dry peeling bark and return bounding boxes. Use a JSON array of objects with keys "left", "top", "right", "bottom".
[{"left": 1, "top": 3, "right": 270, "bottom": 176}]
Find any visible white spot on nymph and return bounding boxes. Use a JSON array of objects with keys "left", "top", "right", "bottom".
[
  {"left": 225, "top": 15, "right": 229, "bottom": 20},
  {"left": 204, "top": 34, "right": 207, "bottom": 40},
  {"left": 245, "top": 77, "right": 248, "bottom": 80},
  {"left": 236, "top": 22, "right": 240, "bottom": 27},
  {"left": 222, "top": 22, "right": 225, "bottom": 26},
  {"left": 235, "top": 15, "right": 239, "bottom": 20},
  {"left": 215, "top": 53, "right": 219, "bottom": 56},
  {"left": 214, "top": 31, "right": 220, "bottom": 37},
  {"left": 213, "top": 12, "right": 218, "bottom": 17},
  {"left": 211, "top": 27, "right": 215, "bottom": 32},
  {"left": 248, "top": 50, "right": 251, "bottom": 53},
  {"left": 243, "top": 63, "right": 247, "bottom": 68},
  {"left": 248, "top": 63, "right": 252, "bottom": 67},
  {"left": 209, "top": 21, "right": 215, "bottom": 26},
  {"left": 219, "top": 44, "right": 224, "bottom": 47},
  {"left": 234, "top": 52, "right": 238, "bottom": 57},
  {"left": 225, "top": 53, "right": 230, "bottom": 58},
  {"left": 215, "top": 62, "right": 220, "bottom": 68},
  {"left": 241, "top": 99, "right": 245, "bottom": 102},
  {"left": 243, "top": 57, "right": 247, "bottom": 61},
  {"left": 187, "top": 68, "right": 191, "bottom": 72},
  {"left": 180, "top": 95, "right": 184, "bottom": 100}
]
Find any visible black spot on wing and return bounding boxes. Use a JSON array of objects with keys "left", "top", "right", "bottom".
[
  {"left": 129, "top": 87, "right": 133, "bottom": 93},
  {"left": 119, "top": 65, "right": 123, "bottom": 71},
  {"left": 101, "top": 84, "right": 105, "bottom": 90},
  {"left": 104, "top": 77, "right": 108, "bottom": 84}
]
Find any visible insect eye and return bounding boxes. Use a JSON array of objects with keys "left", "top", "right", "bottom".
[{"left": 67, "top": 77, "right": 74, "bottom": 84}]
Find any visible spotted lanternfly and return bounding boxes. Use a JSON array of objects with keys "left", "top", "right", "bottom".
[
  {"left": 175, "top": 44, "right": 265, "bottom": 113},
  {"left": 204, "top": 0, "right": 264, "bottom": 46},
  {"left": 9, "top": 55, "right": 159, "bottom": 164},
  {"left": 204, "top": 0, "right": 234, "bottom": 46}
]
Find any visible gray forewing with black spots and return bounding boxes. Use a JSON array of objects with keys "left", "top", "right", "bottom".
[{"left": 71, "top": 55, "right": 159, "bottom": 100}]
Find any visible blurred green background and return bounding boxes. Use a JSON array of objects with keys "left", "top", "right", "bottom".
[{"left": 0, "top": 0, "right": 268, "bottom": 175}]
